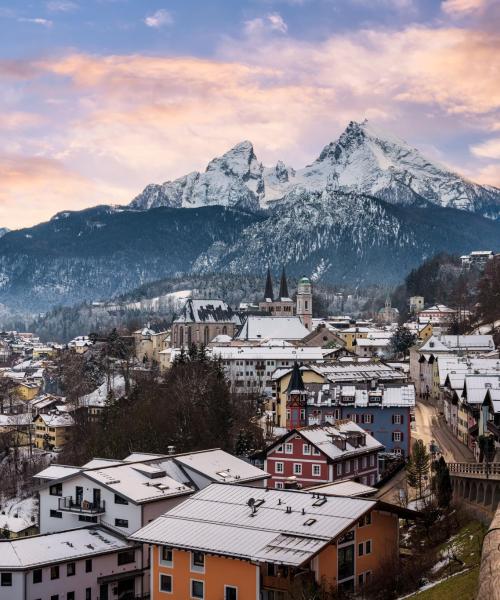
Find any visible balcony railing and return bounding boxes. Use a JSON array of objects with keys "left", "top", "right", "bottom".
[
  {"left": 58, "top": 496, "right": 106, "bottom": 514},
  {"left": 448, "top": 462, "right": 500, "bottom": 479}
]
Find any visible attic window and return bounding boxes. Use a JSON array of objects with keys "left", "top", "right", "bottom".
[
  {"left": 216, "top": 471, "right": 230, "bottom": 479},
  {"left": 304, "top": 518, "right": 317, "bottom": 526}
]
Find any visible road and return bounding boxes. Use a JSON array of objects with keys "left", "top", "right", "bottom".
[{"left": 376, "top": 398, "right": 474, "bottom": 503}]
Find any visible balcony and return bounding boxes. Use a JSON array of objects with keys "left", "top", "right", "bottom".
[{"left": 58, "top": 496, "right": 106, "bottom": 514}]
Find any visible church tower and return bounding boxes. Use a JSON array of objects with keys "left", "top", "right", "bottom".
[{"left": 296, "top": 276, "right": 312, "bottom": 330}]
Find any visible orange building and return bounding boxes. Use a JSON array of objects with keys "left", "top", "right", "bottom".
[{"left": 132, "top": 483, "right": 415, "bottom": 598}]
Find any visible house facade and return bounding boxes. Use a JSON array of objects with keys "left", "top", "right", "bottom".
[
  {"left": 132, "top": 483, "right": 410, "bottom": 598},
  {"left": 264, "top": 423, "right": 382, "bottom": 489}
]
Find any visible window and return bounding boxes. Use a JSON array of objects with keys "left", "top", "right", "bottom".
[
  {"left": 275, "top": 462, "right": 284, "bottom": 474},
  {"left": 0, "top": 573, "right": 12, "bottom": 586},
  {"left": 312, "top": 464, "right": 321, "bottom": 476},
  {"left": 50, "top": 509, "right": 62, "bottom": 519},
  {"left": 78, "top": 515, "right": 97, "bottom": 523},
  {"left": 160, "top": 574, "right": 173, "bottom": 593},
  {"left": 118, "top": 549, "right": 135, "bottom": 565},
  {"left": 191, "top": 579, "right": 204, "bottom": 599},
  {"left": 114, "top": 518, "right": 129, "bottom": 528},
  {"left": 293, "top": 463, "right": 302, "bottom": 475},
  {"left": 312, "top": 447, "right": 320, "bottom": 456},
  {"left": 369, "top": 454, "right": 375, "bottom": 467},
  {"left": 114, "top": 494, "right": 128, "bottom": 505},
  {"left": 51, "top": 596, "right": 59, "bottom": 600},
  {"left": 275, "top": 482, "right": 284, "bottom": 489},
  {"left": 161, "top": 546, "right": 173, "bottom": 566},
  {"left": 358, "top": 542, "right": 364, "bottom": 557},
  {"left": 276, "top": 444, "right": 283, "bottom": 453},
  {"left": 392, "top": 414, "right": 403, "bottom": 425},
  {"left": 191, "top": 551, "right": 205, "bottom": 572},
  {"left": 303, "top": 443, "right": 311, "bottom": 455},
  {"left": 392, "top": 431, "right": 402, "bottom": 442},
  {"left": 362, "top": 456, "right": 367, "bottom": 468},
  {"left": 67, "top": 562, "right": 75, "bottom": 576},
  {"left": 336, "top": 463, "right": 342, "bottom": 476},
  {"left": 366, "top": 540, "right": 372, "bottom": 554},
  {"left": 85, "top": 589, "right": 91, "bottom": 600},
  {"left": 49, "top": 483, "right": 62, "bottom": 496},
  {"left": 33, "top": 569, "right": 42, "bottom": 583},
  {"left": 285, "top": 443, "right": 293, "bottom": 454},
  {"left": 50, "top": 565, "right": 60, "bottom": 580},
  {"left": 358, "top": 513, "right": 371, "bottom": 527},
  {"left": 225, "top": 586, "right": 238, "bottom": 600},
  {"left": 85, "top": 559, "right": 92, "bottom": 573},
  {"left": 68, "top": 593, "right": 75, "bottom": 600}
]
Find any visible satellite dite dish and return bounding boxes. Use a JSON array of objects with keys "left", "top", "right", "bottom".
[{"left": 247, "top": 497, "right": 257, "bottom": 515}]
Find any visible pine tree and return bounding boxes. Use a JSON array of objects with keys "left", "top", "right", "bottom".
[
  {"left": 390, "top": 326, "right": 417, "bottom": 358},
  {"left": 406, "top": 439, "right": 430, "bottom": 499}
]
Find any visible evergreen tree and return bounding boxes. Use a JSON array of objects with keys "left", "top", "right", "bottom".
[
  {"left": 432, "top": 457, "right": 452, "bottom": 508},
  {"left": 390, "top": 326, "right": 417, "bottom": 358},
  {"left": 406, "top": 439, "right": 430, "bottom": 499}
]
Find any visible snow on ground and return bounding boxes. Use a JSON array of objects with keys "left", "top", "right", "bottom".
[{"left": 0, "top": 496, "right": 37, "bottom": 533}]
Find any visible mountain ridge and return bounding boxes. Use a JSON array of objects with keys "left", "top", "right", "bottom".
[{"left": 130, "top": 120, "right": 500, "bottom": 219}]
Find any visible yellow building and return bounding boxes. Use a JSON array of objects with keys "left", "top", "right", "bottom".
[
  {"left": 133, "top": 326, "right": 170, "bottom": 363},
  {"left": 338, "top": 327, "right": 370, "bottom": 352},
  {"left": 33, "top": 412, "right": 75, "bottom": 450},
  {"left": 417, "top": 323, "right": 433, "bottom": 342},
  {"left": 15, "top": 382, "right": 40, "bottom": 401},
  {"left": 272, "top": 366, "right": 324, "bottom": 427}
]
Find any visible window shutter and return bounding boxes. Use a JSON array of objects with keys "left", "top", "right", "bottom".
[
  {"left": 400, "top": 432, "right": 404, "bottom": 441},
  {"left": 391, "top": 415, "right": 395, "bottom": 424},
  {"left": 400, "top": 415, "right": 404, "bottom": 424}
]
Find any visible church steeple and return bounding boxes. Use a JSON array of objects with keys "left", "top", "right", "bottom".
[
  {"left": 264, "top": 267, "right": 274, "bottom": 302},
  {"left": 279, "top": 266, "right": 289, "bottom": 300}
]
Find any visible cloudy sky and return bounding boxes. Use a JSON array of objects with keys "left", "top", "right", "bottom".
[{"left": 0, "top": 0, "right": 499, "bottom": 228}]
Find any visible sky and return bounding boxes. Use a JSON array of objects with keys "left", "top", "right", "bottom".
[{"left": 0, "top": 0, "right": 499, "bottom": 229}]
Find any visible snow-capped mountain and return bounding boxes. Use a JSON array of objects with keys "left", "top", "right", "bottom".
[
  {"left": 192, "top": 187, "right": 500, "bottom": 284},
  {"left": 131, "top": 120, "right": 500, "bottom": 219},
  {"left": 131, "top": 141, "right": 264, "bottom": 212}
]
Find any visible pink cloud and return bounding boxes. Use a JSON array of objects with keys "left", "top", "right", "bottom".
[{"left": 1, "top": 21, "right": 499, "bottom": 228}]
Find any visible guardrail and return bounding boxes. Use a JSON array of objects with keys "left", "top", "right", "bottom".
[{"left": 448, "top": 462, "right": 500, "bottom": 478}]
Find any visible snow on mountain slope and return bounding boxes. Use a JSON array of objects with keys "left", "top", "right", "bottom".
[
  {"left": 130, "top": 141, "right": 264, "bottom": 212},
  {"left": 130, "top": 120, "right": 500, "bottom": 219},
  {"left": 192, "top": 185, "right": 500, "bottom": 285}
]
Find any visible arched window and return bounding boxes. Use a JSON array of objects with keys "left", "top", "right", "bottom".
[
  {"left": 187, "top": 327, "right": 192, "bottom": 346},
  {"left": 222, "top": 326, "right": 227, "bottom": 336},
  {"left": 179, "top": 327, "right": 184, "bottom": 348},
  {"left": 204, "top": 326, "right": 210, "bottom": 346}
]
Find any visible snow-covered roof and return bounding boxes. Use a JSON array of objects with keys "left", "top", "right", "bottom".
[
  {"left": 355, "top": 338, "right": 390, "bottom": 347},
  {"left": 174, "top": 449, "right": 269, "bottom": 484},
  {"left": 0, "top": 527, "right": 133, "bottom": 569},
  {"left": 308, "top": 480, "right": 377, "bottom": 497},
  {"left": 463, "top": 374, "right": 500, "bottom": 404},
  {"left": 131, "top": 483, "right": 376, "bottom": 566},
  {"left": 297, "top": 422, "right": 384, "bottom": 461},
  {"left": 236, "top": 316, "right": 309, "bottom": 341},
  {"left": 34, "top": 465, "right": 82, "bottom": 480},
  {"left": 83, "top": 462, "right": 192, "bottom": 504},
  {"left": 175, "top": 299, "right": 242, "bottom": 325},
  {"left": 212, "top": 345, "right": 324, "bottom": 361},
  {"left": 36, "top": 412, "right": 75, "bottom": 427},
  {"left": 420, "top": 335, "right": 495, "bottom": 353}
]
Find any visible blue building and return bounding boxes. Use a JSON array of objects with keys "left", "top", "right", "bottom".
[{"left": 305, "top": 383, "right": 415, "bottom": 457}]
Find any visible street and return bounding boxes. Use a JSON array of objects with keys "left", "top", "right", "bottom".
[{"left": 376, "top": 398, "right": 474, "bottom": 503}]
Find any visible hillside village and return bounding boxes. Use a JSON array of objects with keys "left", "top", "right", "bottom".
[{"left": 0, "top": 253, "right": 497, "bottom": 599}]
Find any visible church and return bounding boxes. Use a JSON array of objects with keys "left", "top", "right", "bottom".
[{"left": 258, "top": 267, "right": 313, "bottom": 330}]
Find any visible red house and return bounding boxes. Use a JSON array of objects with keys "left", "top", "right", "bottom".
[{"left": 264, "top": 422, "right": 383, "bottom": 489}]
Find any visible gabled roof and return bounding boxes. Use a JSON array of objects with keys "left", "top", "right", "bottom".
[
  {"left": 175, "top": 299, "right": 242, "bottom": 325},
  {"left": 131, "top": 483, "right": 377, "bottom": 566},
  {"left": 0, "top": 526, "right": 133, "bottom": 569},
  {"left": 236, "top": 316, "right": 309, "bottom": 341}
]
